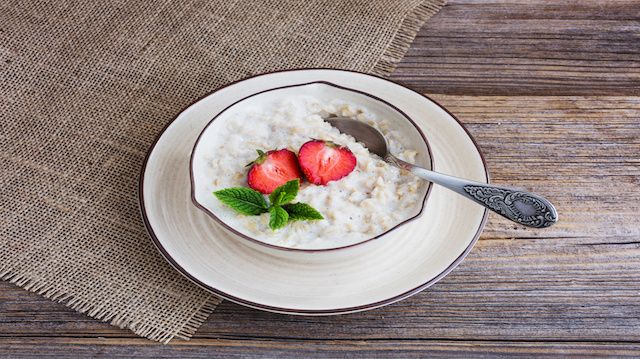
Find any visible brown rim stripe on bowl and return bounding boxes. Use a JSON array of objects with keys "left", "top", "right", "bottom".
[
  {"left": 138, "top": 68, "right": 489, "bottom": 315},
  {"left": 189, "top": 80, "right": 434, "bottom": 252}
]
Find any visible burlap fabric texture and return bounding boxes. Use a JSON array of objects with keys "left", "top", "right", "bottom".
[{"left": 0, "top": 0, "right": 444, "bottom": 342}]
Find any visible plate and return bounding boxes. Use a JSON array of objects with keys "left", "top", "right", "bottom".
[
  {"left": 190, "top": 81, "right": 433, "bottom": 250},
  {"left": 140, "top": 69, "right": 489, "bottom": 314}
]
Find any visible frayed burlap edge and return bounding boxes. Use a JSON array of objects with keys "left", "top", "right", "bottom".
[
  {"left": 371, "top": 0, "right": 446, "bottom": 77},
  {"left": 0, "top": 0, "right": 443, "bottom": 344},
  {"left": 0, "top": 267, "right": 222, "bottom": 343}
]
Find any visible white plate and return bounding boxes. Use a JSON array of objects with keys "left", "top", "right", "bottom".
[{"left": 140, "top": 69, "right": 489, "bottom": 314}]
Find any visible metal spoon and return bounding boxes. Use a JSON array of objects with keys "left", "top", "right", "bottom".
[{"left": 327, "top": 117, "right": 558, "bottom": 228}]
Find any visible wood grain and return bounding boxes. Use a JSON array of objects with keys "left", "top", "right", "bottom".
[
  {"left": 3, "top": 0, "right": 640, "bottom": 357},
  {"left": 391, "top": 0, "right": 640, "bottom": 95},
  {"left": 0, "top": 337, "right": 639, "bottom": 358}
]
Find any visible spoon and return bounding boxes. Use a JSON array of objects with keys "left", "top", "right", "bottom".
[{"left": 326, "top": 117, "right": 558, "bottom": 228}]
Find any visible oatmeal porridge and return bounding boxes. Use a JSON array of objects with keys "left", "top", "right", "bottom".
[{"left": 203, "top": 95, "right": 427, "bottom": 248}]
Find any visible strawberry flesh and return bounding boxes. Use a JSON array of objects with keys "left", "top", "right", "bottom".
[
  {"left": 247, "top": 149, "right": 303, "bottom": 194},
  {"left": 298, "top": 140, "right": 357, "bottom": 185}
]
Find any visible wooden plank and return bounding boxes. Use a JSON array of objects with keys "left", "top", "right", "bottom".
[
  {"left": 430, "top": 95, "right": 640, "bottom": 240},
  {"left": 0, "top": 337, "right": 639, "bottom": 358},
  {"left": 391, "top": 0, "right": 640, "bottom": 95}
]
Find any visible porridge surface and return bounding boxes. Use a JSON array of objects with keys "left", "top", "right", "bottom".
[{"left": 205, "top": 95, "right": 426, "bottom": 248}]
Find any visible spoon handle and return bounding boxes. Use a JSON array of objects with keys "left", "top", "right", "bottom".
[{"left": 386, "top": 155, "right": 558, "bottom": 228}]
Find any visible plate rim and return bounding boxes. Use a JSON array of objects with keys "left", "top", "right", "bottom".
[
  {"left": 138, "top": 68, "right": 490, "bottom": 315},
  {"left": 189, "top": 80, "right": 435, "bottom": 252}
]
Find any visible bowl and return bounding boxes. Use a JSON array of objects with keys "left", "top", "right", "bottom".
[{"left": 190, "top": 81, "right": 433, "bottom": 251}]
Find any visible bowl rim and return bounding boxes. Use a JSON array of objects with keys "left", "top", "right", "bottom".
[
  {"left": 139, "top": 68, "right": 490, "bottom": 314},
  {"left": 188, "top": 80, "right": 435, "bottom": 252}
]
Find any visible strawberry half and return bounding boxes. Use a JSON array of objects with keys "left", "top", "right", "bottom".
[
  {"left": 247, "top": 149, "right": 303, "bottom": 194},
  {"left": 298, "top": 140, "right": 357, "bottom": 185}
]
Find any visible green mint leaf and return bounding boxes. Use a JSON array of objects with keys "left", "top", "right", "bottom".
[
  {"left": 213, "top": 187, "right": 268, "bottom": 215},
  {"left": 269, "top": 179, "right": 299, "bottom": 206},
  {"left": 282, "top": 202, "right": 324, "bottom": 221},
  {"left": 268, "top": 206, "right": 289, "bottom": 230}
]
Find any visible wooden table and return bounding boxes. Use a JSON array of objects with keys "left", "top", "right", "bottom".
[{"left": 2, "top": 1, "right": 639, "bottom": 357}]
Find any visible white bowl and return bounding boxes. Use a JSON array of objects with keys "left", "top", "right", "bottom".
[{"left": 189, "top": 81, "right": 433, "bottom": 251}]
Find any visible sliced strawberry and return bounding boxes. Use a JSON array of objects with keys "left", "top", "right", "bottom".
[
  {"left": 298, "top": 140, "right": 357, "bottom": 185},
  {"left": 247, "top": 149, "right": 303, "bottom": 194}
]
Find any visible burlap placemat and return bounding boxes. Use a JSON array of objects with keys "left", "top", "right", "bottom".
[{"left": 0, "top": 0, "right": 444, "bottom": 342}]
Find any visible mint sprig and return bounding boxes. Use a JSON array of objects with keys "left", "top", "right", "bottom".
[
  {"left": 268, "top": 206, "right": 289, "bottom": 230},
  {"left": 269, "top": 179, "right": 299, "bottom": 206},
  {"left": 213, "top": 179, "right": 323, "bottom": 230},
  {"left": 213, "top": 187, "right": 268, "bottom": 215},
  {"left": 282, "top": 203, "right": 324, "bottom": 221}
]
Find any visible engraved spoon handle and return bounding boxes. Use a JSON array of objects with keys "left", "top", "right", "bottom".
[{"left": 386, "top": 155, "right": 558, "bottom": 228}]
